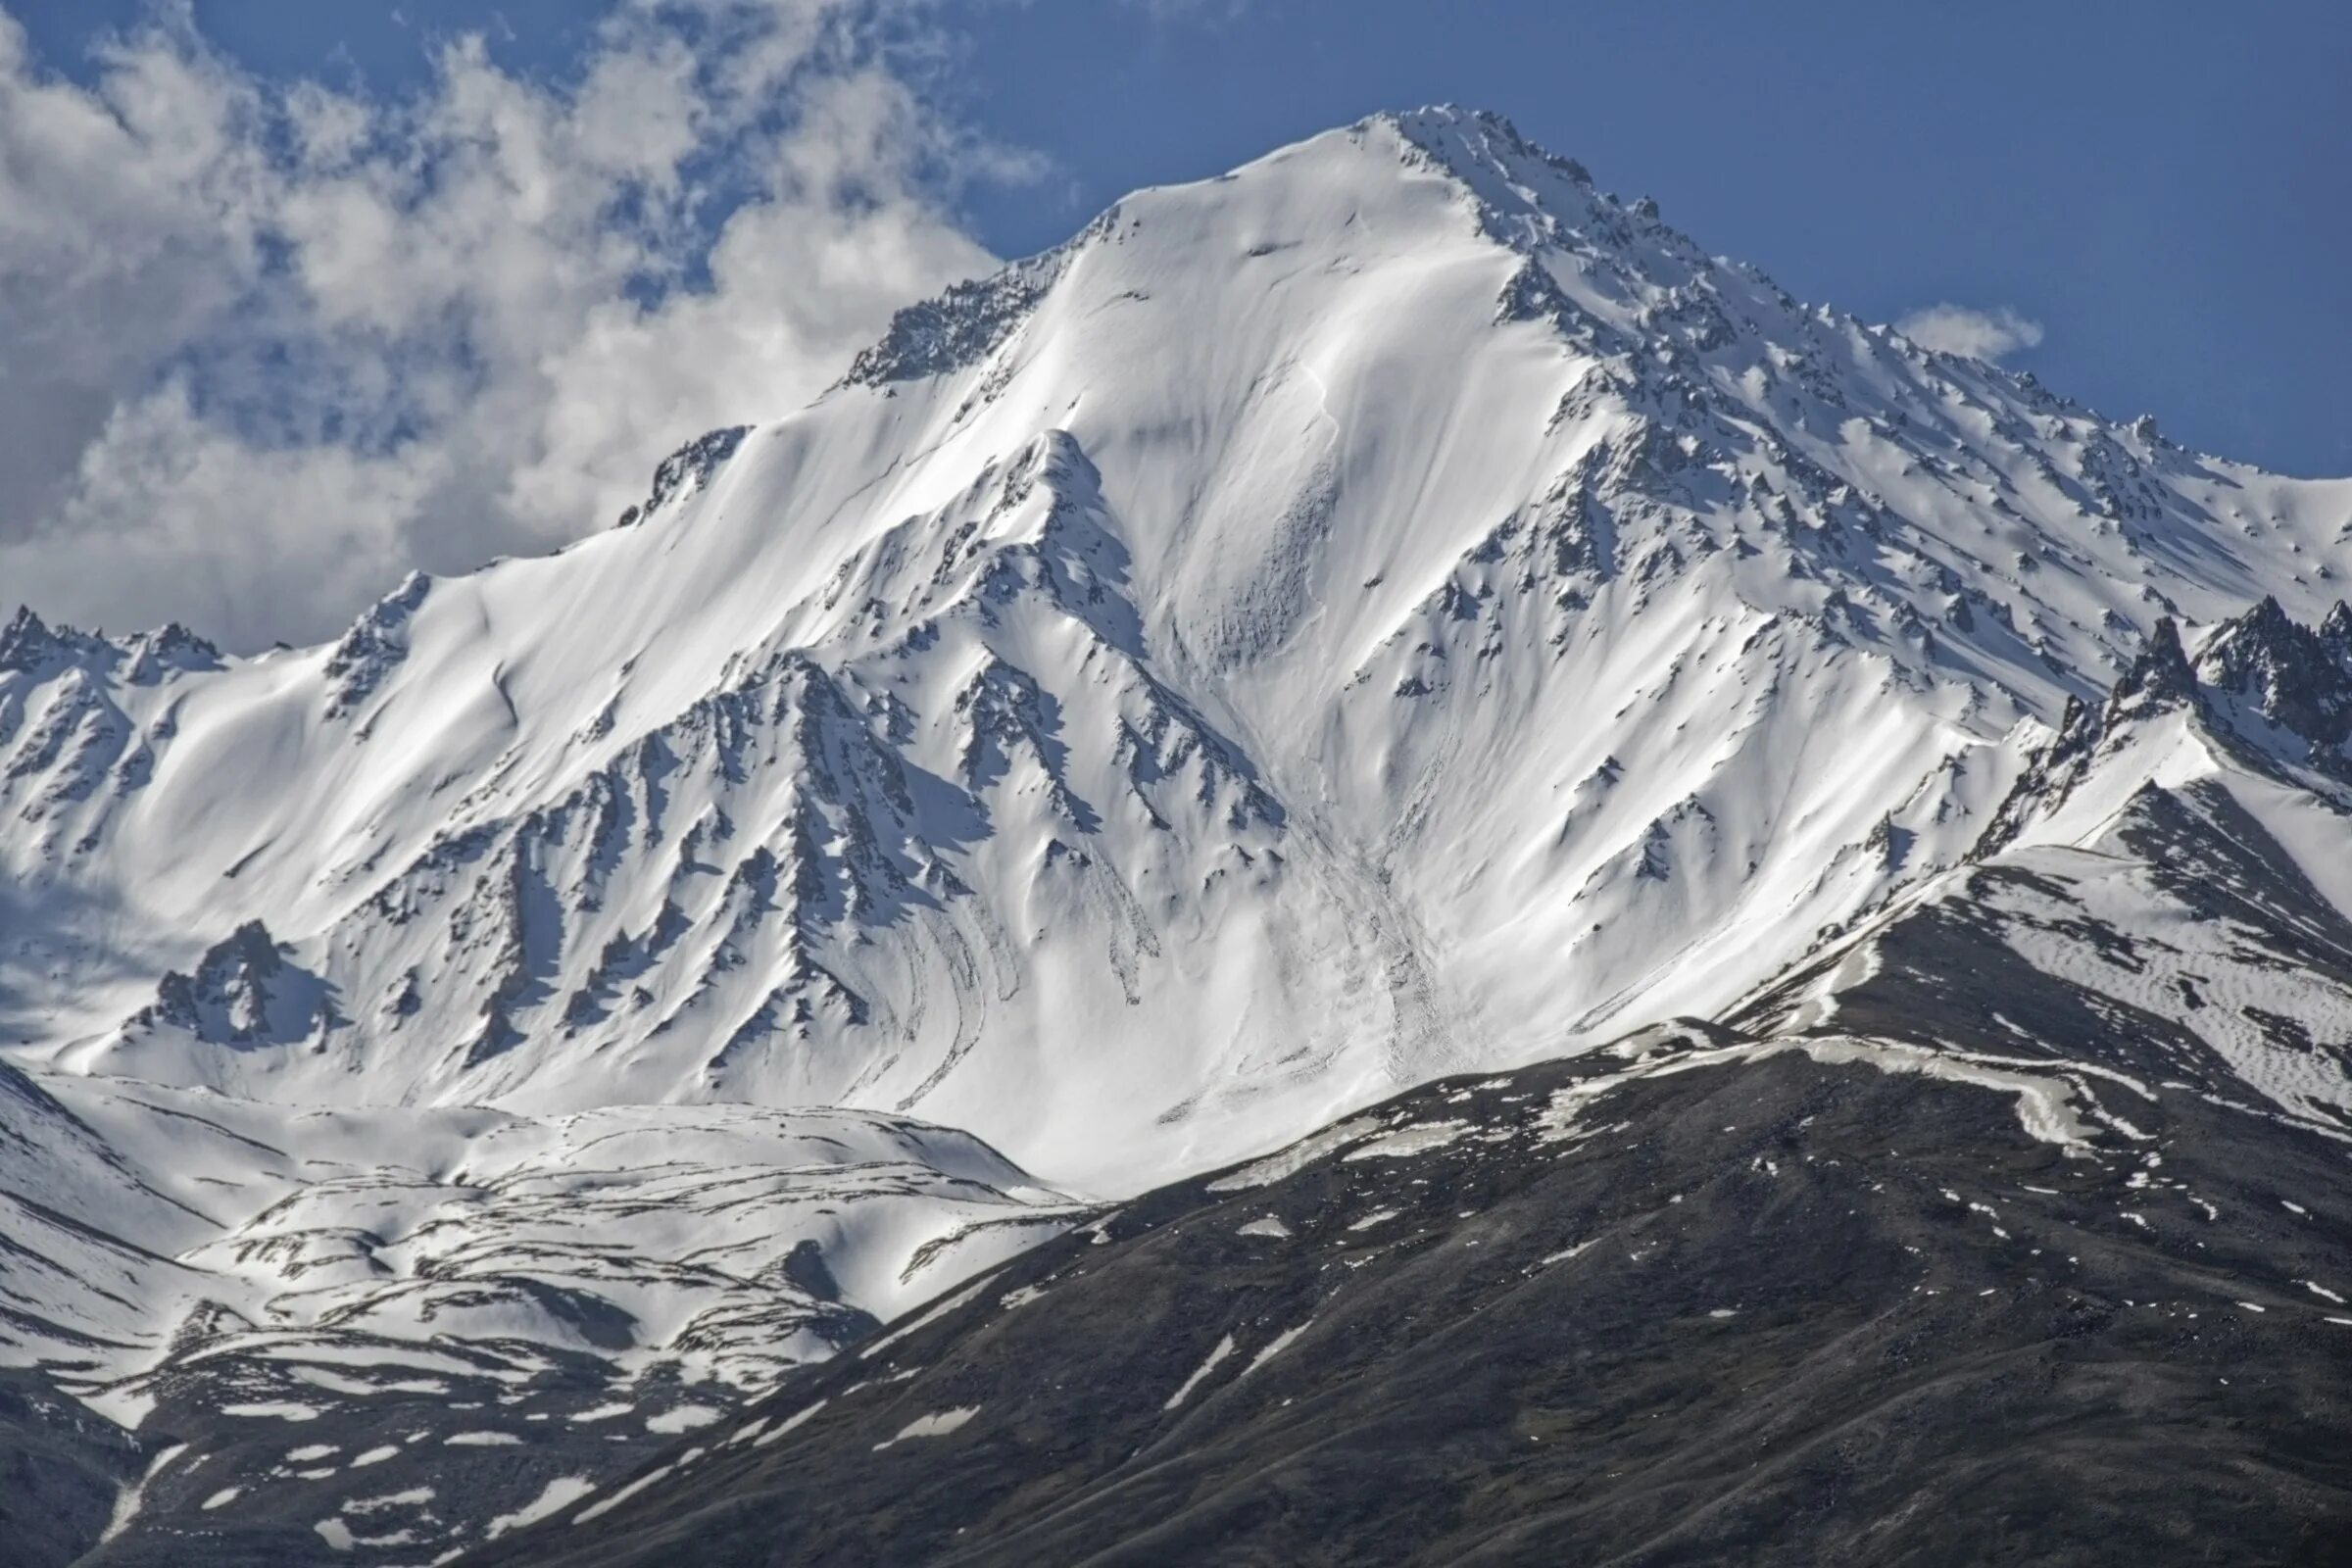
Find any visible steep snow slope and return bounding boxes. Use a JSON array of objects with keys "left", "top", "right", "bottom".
[
  {"left": 7, "top": 103, "right": 2352, "bottom": 1566},
  {"left": 5, "top": 109, "right": 2350, "bottom": 1193}
]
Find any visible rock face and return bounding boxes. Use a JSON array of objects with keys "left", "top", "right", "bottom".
[
  {"left": 132, "top": 920, "right": 330, "bottom": 1046},
  {"left": 613, "top": 427, "right": 753, "bottom": 529},
  {"left": 2191, "top": 596, "right": 2352, "bottom": 773},
  {"left": 2, "top": 107, "right": 2352, "bottom": 1565}
]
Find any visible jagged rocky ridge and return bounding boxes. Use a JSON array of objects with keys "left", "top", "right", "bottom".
[{"left": 1775, "top": 596, "right": 2352, "bottom": 1137}]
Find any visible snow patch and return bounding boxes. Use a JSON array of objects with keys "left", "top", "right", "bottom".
[
  {"left": 646, "top": 1404, "right": 723, "bottom": 1435},
  {"left": 751, "top": 1396, "right": 830, "bottom": 1449},
  {"left": 1165, "top": 1334, "right": 1237, "bottom": 1411},
  {"left": 873, "top": 1406, "right": 980, "bottom": 1450},
  {"left": 1207, "top": 1120, "right": 1383, "bottom": 1191},
  {"left": 1240, "top": 1319, "right": 1315, "bottom": 1379},
  {"left": 487, "top": 1476, "right": 598, "bottom": 1540},
  {"left": 1343, "top": 1121, "right": 1470, "bottom": 1160}
]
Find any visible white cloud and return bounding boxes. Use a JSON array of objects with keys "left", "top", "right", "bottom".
[
  {"left": 1895, "top": 302, "right": 2046, "bottom": 364},
  {"left": 0, "top": 1, "right": 1028, "bottom": 649}
]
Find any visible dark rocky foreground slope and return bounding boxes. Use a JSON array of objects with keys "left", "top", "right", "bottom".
[{"left": 469, "top": 1014, "right": 2352, "bottom": 1568}]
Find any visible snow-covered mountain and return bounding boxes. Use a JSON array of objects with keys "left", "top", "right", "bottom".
[
  {"left": 9, "top": 107, "right": 2349, "bottom": 1190},
  {"left": 6, "top": 106, "right": 2352, "bottom": 1564}
]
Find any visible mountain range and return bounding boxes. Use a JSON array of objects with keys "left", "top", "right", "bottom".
[{"left": 3, "top": 107, "right": 2348, "bottom": 1565}]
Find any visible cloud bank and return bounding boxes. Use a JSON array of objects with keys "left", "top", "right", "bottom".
[
  {"left": 1894, "top": 303, "right": 2045, "bottom": 365},
  {"left": 0, "top": 1, "right": 1030, "bottom": 649}
]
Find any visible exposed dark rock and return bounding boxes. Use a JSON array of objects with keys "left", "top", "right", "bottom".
[
  {"left": 0, "top": 607, "right": 61, "bottom": 674},
  {"left": 616, "top": 426, "right": 753, "bottom": 528},
  {"left": 472, "top": 1013, "right": 2352, "bottom": 1568},
  {"left": 2108, "top": 615, "right": 2199, "bottom": 717},
  {"left": 2194, "top": 596, "right": 2352, "bottom": 767},
  {"left": 324, "top": 572, "right": 433, "bottom": 719},
  {"left": 840, "top": 254, "right": 1071, "bottom": 388},
  {"left": 131, "top": 921, "right": 329, "bottom": 1046}
]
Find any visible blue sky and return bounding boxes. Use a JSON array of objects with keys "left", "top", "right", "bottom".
[
  {"left": 24, "top": 0, "right": 2346, "bottom": 477},
  {"left": 4, "top": 1, "right": 2345, "bottom": 643}
]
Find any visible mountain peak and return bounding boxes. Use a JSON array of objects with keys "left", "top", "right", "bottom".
[
  {"left": 1987, "top": 595, "right": 2352, "bottom": 861},
  {"left": 8, "top": 104, "right": 2352, "bottom": 1567},
  {"left": 2113, "top": 615, "right": 2199, "bottom": 711},
  {"left": 2194, "top": 594, "right": 2352, "bottom": 760},
  {"left": 1369, "top": 103, "right": 1596, "bottom": 188},
  {"left": 0, "top": 605, "right": 53, "bottom": 672}
]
